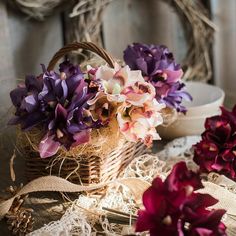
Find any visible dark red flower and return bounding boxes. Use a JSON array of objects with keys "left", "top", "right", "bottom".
[
  {"left": 181, "top": 193, "right": 227, "bottom": 236},
  {"left": 194, "top": 105, "right": 236, "bottom": 180},
  {"left": 165, "top": 161, "right": 203, "bottom": 192},
  {"left": 135, "top": 162, "right": 227, "bottom": 236},
  {"left": 136, "top": 177, "right": 181, "bottom": 236}
]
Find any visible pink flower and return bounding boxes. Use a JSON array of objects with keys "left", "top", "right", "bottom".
[
  {"left": 94, "top": 63, "right": 155, "bottom": 105},
  {"left": 87, "top": 93, "right": 117, "bottom": 125},
  {"left": 135, "top": 162, "right": 227, "bottom": 236},
  {"left": 117, "top": 99, "right": 164, "bottom": 146},
  {"left": 86, "top": 63, "right": 165, "bottom": 147},
  {"left": 194, "top": 105, "right": 236, "bottom": 180},
  {"left": 121, "top": 81, "right": 156, "bottom": 106}
]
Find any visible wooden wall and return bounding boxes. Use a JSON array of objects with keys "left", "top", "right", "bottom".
[
  {"left": 1, "top": 0, "right": 235, "bottom": 109},
  {"left": 0, "top": 3, "right": 63, "bottom": 189},
  {"left": 211, "top": 0, "right": 236, "bottom": 108},
  {"left": 103, "top": 0, "right": 187, "bottom": 62}
]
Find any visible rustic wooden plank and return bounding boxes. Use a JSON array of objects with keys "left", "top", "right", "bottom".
[
  {"left": 211, "top": 0, "right": 236, "bottom": 107},
  {"left": 8, "top": 10, "right": 63, "bottom": 78},
  {"left": 0, "top": 2, "right": 14, "bottom": 78},
  {"left": 0, "top": 1, "right": 15, "bottom": 113},
  {"left": 0, "top": 5, "right": 64, "bottom": 234},
  {"left": 0, "top": 6, "right": 64, "bottom": 185},
  {"left": 0, "top": 2, "right": 17, "bottom": 234},
  {"left": 102, "top": 0, "right": 187, "bottom": 62}
]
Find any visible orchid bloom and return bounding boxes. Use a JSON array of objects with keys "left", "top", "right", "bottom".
[
  {"left": 94, "top": 63, "right": 155, "bottom": 106},
  {"left": 117, "top": 99, "right": 165, "bottom": 146},
  {"left": 136, "top": 162, "right": 227, "bottom": 236},
  {"left": 123, "top": 43, "right": 192, "bottom": 113}
]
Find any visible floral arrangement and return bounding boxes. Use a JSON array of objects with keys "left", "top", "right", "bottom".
[
  {"left": 9, "top": 60, "right": 165, "bottom": 158},
  {"left": 136, "top": 162, "right": 227, "bottom": 236},
  {"left": 124, "top": 43, "right": 192, "bottom": 113},
  {"left": 194, "top": 105, "right": 236, "bottom": 180},
  {"left": 9, "top": 43, "right": 192, "bottom": 160}
]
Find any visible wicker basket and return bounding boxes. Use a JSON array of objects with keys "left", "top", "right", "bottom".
[
  {"left": 23, "top": 138, "right": 147, "bottom": 185},
  {"left": 20, "top": 42, "right": 148, "bottom": 186}
]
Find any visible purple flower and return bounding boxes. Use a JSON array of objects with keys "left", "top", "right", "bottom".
[
  {"left": 10, "top": 60, "right": 103, "bottom": 158},
  {"left": 135, "top": 162, "right": 227, "bottom": 236},
  {"left": 38, "top": 62, "right": 103, "bottom": 158},
  {"left": 39, "top": 104, "right": 91, "bottom": 158},
  {"left": 124, "top": 43, "right": 192, "bottom": 113},
  {"left": 39, "top": 61, "right": 83, "bottom": 105},
  {"left": 9, "top": 74, "right": 47, "bottom": 130},
  {"left": 124, "top": 43, "right": 181, "bottom": 77},
  {"left": 156, "top": 82, "right": 192, "bottom": 113}
]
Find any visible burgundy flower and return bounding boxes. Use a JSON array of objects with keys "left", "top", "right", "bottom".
[
  {"left": 193, "top": 140, "right": 219, "bottom": 172},
  {"left": 136, "top": 177, "right": 180, "bottom": 236},
  {"left": 194, "top": 105, "right": 236, "bottom": 180},
  {"left": 180, "top": 193, "right": 226, "bottom": 236},
  {"left": 135, "top": 162, "right": 227, "bottom": 236},
  {"left": 123, "top": 43, "right": 192, "bottom": 113},
  {"left": 165, "top": 161, "right": 203, "bottom": 193}
]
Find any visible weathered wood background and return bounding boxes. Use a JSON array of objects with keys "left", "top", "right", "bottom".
[
  {"left": 1, "top": 0, "right": 235, "bottom": 106},
  {"left": 0, "top": 0, "right": 235, "bottom": 234}
]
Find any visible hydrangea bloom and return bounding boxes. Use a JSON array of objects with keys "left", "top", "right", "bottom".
[
  {"left": 124, "top": 43, "right": 192, "bottom": 113},
  {"left": 136, "top": 162, "right": 227, "bottom": 236},
  {"left": 194, "top": 105, "right": 236, "bottom": 180}
]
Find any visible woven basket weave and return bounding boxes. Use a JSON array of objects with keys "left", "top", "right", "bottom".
[{"left": 21, "top": 42, "right": 148, "bottom": 186}]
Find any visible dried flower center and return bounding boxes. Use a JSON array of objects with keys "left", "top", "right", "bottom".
[
  {"left": 60, "top": 72, "right": 67, "bottom": 80},
  {"left": 184, "top": 222, "right": 190, "bottom": 230},
  {"left": 162, "top": 215, "right": 172, "bottom": 225},
  {"left": 56, "top": 129, "right": 64, "bottom": 139},
  {"left": 185, "top": 185, "right": 194, "bottom": 196}
]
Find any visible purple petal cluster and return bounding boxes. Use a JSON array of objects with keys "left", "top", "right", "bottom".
[
  {"left": 9, "top": 60, "right": 102, "bottom": 158},
  {"left": 136, "top": 162, "right": 227, "bottom": 236},
  {"left": 9, "top": 74, "right": 46, "bottom": 130},
  {"left": 194, "top": 105, "right": 236, "bottom": 180},
  {"left": 123, "top": 43, "right": 192, "bottom": 113}
]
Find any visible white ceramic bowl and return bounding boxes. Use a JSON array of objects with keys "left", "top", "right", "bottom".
[{"left": 157, "top": 82, "right": 225, "bottom": 139}]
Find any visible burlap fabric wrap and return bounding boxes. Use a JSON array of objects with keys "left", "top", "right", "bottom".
[{"left": 18, "top": 42, "right": 147, "bottom": 187}]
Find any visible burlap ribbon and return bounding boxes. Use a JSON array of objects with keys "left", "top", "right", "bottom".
[
  {"left": 1, "top": 174, "right": 236, "bottom": 222},
  {"left": 0, "top": 176, "right": 150, "bottom": 220},
  {"left": 201, "top": 181, "right": 236, "bottom": 216}
]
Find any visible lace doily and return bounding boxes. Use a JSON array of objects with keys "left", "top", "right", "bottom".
[{"left": 28, "top": 136, "right": 236, "bottom": 236}]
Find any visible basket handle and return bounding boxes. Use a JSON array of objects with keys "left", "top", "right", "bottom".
[{"left": 47, "top": 42, "right": 115, "bottom": 71}]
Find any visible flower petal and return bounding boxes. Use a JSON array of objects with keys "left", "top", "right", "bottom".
[{"left": 39, "top": 133, "right": 60, "bottom": 158}]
